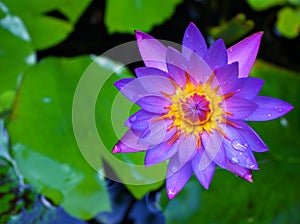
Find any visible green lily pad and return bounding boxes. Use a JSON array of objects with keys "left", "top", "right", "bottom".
[
  {"left": 8, "top": 56, "right": 111, "bottom": 220},
  {"left": 276, "top": 7, "right": 299, "bottom": 39},
  {"left": 2, "top": 0, "right": 91, "bottom": 50},
  {"left": 104, "top": 0, "right": 183, "bottom": 34}
]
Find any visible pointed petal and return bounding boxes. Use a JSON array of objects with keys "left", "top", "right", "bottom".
[
  {"left": 166, "top": 47, "right": 187, "bottom": 86},
  {"left": 138, "top": 119, "right": 171, "bottom": 146},
  {"left": 227, "top": 32, "right": 263, "bottom": 78},
  {"left": 125, "top": 110, "right": 160, "bottom": 131},
  {"left": 114, "top": 78, "right": 135, "bottom": 91},
  {"left": 115, "top": 76, "right": 175, "bottom": 102},
  {"left": 177, "top": 134, "right": 197, "bottom": 166},
  {"left": 135, "top": 31, "right": 167, "bottom": 71},
  {"left": 201, "top": 131, "right": 227, "bottom": 168},
  {"left": 135, "top": 67, "right": 168, "bottom": 77},
  {"left": 192, "top": 150, "right": 216, "bottom": 189},
  {"left": 182, "top": 22, "right": 207, "bottom": 59},
  {"left": 145, "top": 140, "right": 179, "bottom": 166},
  {"left": 187, "top": 51, "right": 212, "bottom": 83},
  {"left": 225, "top": 159, "right": 253, "bottom": 182},
  {"left": 245, "top": 96, "right": 293, "bottom": 121},
  {"left": 166, "top": 158, "right": 192, "bottom": 199},
  {"left": 219, "top": 124, "right": 259, "bottom": 169},
  {"left": 222, "top": 96, "right": 257, "bottom": 119},
  {"left": 203, "top": 39, "right": 228, "bottom": 70},
  {"left": 228, "top": 120, "right": 268, "bottom": 152},
  {"left": 214, "top": 62, "right": 239, "bottom": 94},
  {"left": 113, "top": 129, "right": 147, "bottom": 153},
  {"left": 136, "top": 95, "right": 171, "bottom": 113},
  {"left": 234, "top": 77, "right": 264, "bottom": 99}
]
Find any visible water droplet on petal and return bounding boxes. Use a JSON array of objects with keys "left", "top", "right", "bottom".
[
  {"left": 231, "top": 139, "right": 248, "bottom": 151},
  {"left": 228, "top": 48, "right": 233, "bottom": 53},
  {"left": 129, "top": 115, "right": 137, "bottom": 122},
  {"left": 267, "top": 113, "right": 272, "bottom": 117},
  {"left": 231, "top": 157, "right": 239, "bottom": 164},
  {"left": 171, "top": 165, "right": 178, "bottom": 173},
  {"left": 185, "top": 33, "right": 190, "bottom": 39}
]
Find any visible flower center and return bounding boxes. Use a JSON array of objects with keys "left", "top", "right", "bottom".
[
  {"left": 154, "top": 72, "right": 235, "bottom": 148},
  {"left": 180, "top": 92, "right": 212, "bottom": 125}
]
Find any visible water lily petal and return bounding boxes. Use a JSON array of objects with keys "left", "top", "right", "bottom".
[
  {"left": 201, "top": 131, "right": 226, "bottom": 168},
  {"left": 138, "top": 119, "right": 171, "bottom": 146},
  {"left": 187, "top": 51, "right": 212, "bottom": 83},
  {"left": 135, "top": 67, "right": 168, "bottom": 77},
  {"left": 135, "top": 31, "right": 167, "bottom": 71},
  {"left": 192, "top": 150, "right": 216, "bottom": 189},
  {"left": 113, "top": 129, "right": 148, "bottom": 153},
  {"left": 228, "top": 120, "right": 268, "bottom": 152},
  {"left": 214, "top": 62, "right": 239, "bottom": 94},
  {"left": 166, "top": 158, "right": 192, "bottom": 199},
  {"left": 182, "top": 22, "right": 207, "bottom": 59},
  {"left": 234, "top": 77, "right": 264, "bottom": 99},
  {"left": 145, "top": 140, "right": 179, "bottom": 166},
  {"left": 222, "top": 96, "right": 257, "bottom": 119},
  {"left": 166, "top": 47, "right": 187, "bottom": 86},
  {"left": 225, "top": 159, "right": 253, "bottom": 182},
  {"left": 245, "top": 96, "right": 294, "bottom": 121},
  {"left": 227, "top": 32, "right": 263, "bottom": 78},
  {"left": 125, "top": 110, "right": 160, "bottom": 131},
  {"left": 136, "top": 95, "right": 171, "bottom": 113},
  {"left": 177, "top": 134, "right": 197, "bottom": 166},
  {"left": 203, "top": 39, "right": 228, "bottom": 70}
]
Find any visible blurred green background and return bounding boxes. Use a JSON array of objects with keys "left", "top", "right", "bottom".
[{"left": 1, "top": 0, "right": 300, "bottom": 223}]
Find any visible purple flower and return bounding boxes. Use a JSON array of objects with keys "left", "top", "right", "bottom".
[{"left": 113, "top": 23, "right": 293, "bottom": 199}]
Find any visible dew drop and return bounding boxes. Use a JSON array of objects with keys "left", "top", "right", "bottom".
[
  {"left": 43, "top": 97, "right": 51, "bottom": 103},
  {"left": 228, "top": 48, "right": 233, "bottom": 53},
  {"left": 277, "top": 108, "right": 283, "bottom": 113},
  {"left": 231, "top": 157, "right": 239, "bottom": 164},
  {"left": 231, "top": 139, "right": 248, "bottom": 151},
  {"left": 171, "top": 165, "right": 178, "bottom": 173},
  {"left": 280, "top": 117, "right": 288, "bottom": 127},
  {"left": 129, "top": 115, "right": 137, "bottom": 122},
  {"left": 185, "top": 33, "right": 190, "bottom": 39},
  {"left": 267, "top": 113, "right": 272, "bottom": 117}
]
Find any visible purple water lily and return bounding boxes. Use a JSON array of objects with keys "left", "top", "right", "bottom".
[{"left": 113, "top": 22, "right": 293, "bottom": 199}]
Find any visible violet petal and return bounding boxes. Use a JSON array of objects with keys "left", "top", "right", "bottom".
[
  {"left": 136, "top": 95, "right": 171, "bottom": 113},
  {"left": 192, "top": 150, "right": 216, "bottom": 189},
  {"left": 166, "top": 158, "right": 192, "bottom": 199},
  {"left": 166, "top": 47, "right": 187, "bottom": 86},
  {"left": 234, "top": 77, "right": 264, "bottom": 99},
  {"left": 225, "top": 159, "right": 253, "bottom": 182},
  {"left": 227, "top": 32, "right": 263, "bottom": 78},
  {"left": 145, "top": 140, "right": 179, "bottom": 166},
  {"left": 112, "top": 129, "right": 148, "bottom": 153},
  {"left": 182, "top": 22, "right": 207, "bottom": 59},
  {"left": 177, "top": 134, "right": 197, "bottom": 166},
  {"left": 201, "top": 131, "right": 227, "bottom": 169},
  {"left": 187, "top": 51, "right": 212, "bottom": 83},
  {"left": 203, "top": 39, "right": 228, "bottom": 70},
  {"left": 135, "top": 30, "right": 167, "bottom": 71},
  {"left": 222, "top": 96, "right": 257, "bottom": 119},
  {"left": 115, "top": 76, "right": 174, "bottom": 103},
  {"left": 138, "top": 119, "right": 171, "bottom": 146},
  {"left": 245, "top": 96, "right": 294, "bottom": 121},
  {"left": 227, "top": 120, "right": 268, "bottom": 152},
  {"left": 214, "top": 62, "right": 239, "bottom": 94}
]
